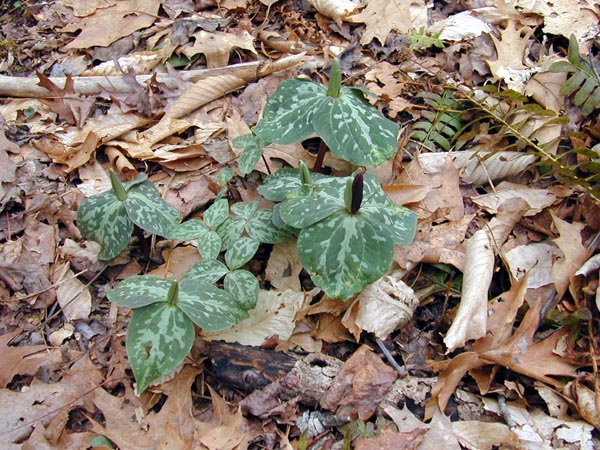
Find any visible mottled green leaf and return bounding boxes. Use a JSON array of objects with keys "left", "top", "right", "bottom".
[
  {"left": 313, "top": 89, "right": 399, "bottom": 166},
  {"left": 298, "top": 211, "right": 394, "bottom": 299},
  {"left": 253, "top": 79, "right": 326, "bottom": 144},
  {"left": 246, "top": 209, "right": 295, "bottom": 244},
  {"left": 252, "top": 77, "right": 399, "bottom": 167},
  {"left": 127, "top": 302, "right": 194, "bottom": 395},
  {"left": 77, "top": 191, "right": 133, "bottom": 260},
  {"left": 217, "top": 217, "right": 245, "bottom": 250},
  {"left": 257, "top": 168, "right": 302, "bottom": 202},
  {"left": 121, "top": 172, "right": 148, "bottom": 191},
  {"left": 204, "top": 199, "right": 229, "bottom": 229},
  {"left": 225, "top": 236, "right": 259, "bottom": 270},
  {"left": 279, "top": 194, "right": 342, "bottom": 229},
  {"left": 125, "top": 181, "right": 180, "bottom": 236},
  {"left": 176, "top": 282, "right": 243, "bottom": 330},
  {"left": 197, "top": 230, "right": 222, "bottom": 260},
  {"left": 106, "top": 275, "right": 173, "bottom": 308},
  {"left": 166, "top": 219, "right": 208, "bottom": 240},
  {"left": 231, "top": 200, "right": 259, "bottom": 220},
  {"left": 224, "top": 269, "right": 259, "bottom": 310},
  {"left": 183, "top": 259, "right": 229, "bottom": 284},
  {"left": 234, "top": 134, "right": 267, "bottom": 176}
]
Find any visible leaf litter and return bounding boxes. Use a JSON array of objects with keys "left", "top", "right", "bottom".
[{"left": 0, "top": 0, "right": 600, "bottom": 448}]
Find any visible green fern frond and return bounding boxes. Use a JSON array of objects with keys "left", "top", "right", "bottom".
[
  {"left": 410, "top": 90, "right": 463, "bottom": 151},
  {"left": 550, "top": 34, "right": 600, "bottom": 116}
]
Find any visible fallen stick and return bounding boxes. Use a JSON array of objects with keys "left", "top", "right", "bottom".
[{"left": 0, "top": 54, "right": 306, "bottom": 98}]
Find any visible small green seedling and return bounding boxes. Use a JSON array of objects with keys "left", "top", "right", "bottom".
[
  {"left": 234, "top": 58, "right": 400, "bottom": 172},
  {"left": 77, "top": 170, "right": 204, "bottom": 260},
  {"left": 259, "top": 163, "right": 417, "bottom": 299},
  {"left": 107, "top": 265, "right": 251, "bottom": 395}
]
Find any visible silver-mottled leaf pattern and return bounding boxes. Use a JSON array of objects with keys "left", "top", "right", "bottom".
[
  {"left": 77, "top": 191, "right": 133, "bottom": 260},
  {"left": 106, "top": 275, "right": 173, "bottom": 308},
  {"left": 197, "top": 230, "right": 222, "bottom": 260},
  {"left": 217, "top": 217, "right": 245, "bottom": 250},
  {"left": 203, "top": 199, "right": 229, "bottom": 229},
  {"left": 224, "top": 269, "right": 259, "bottom": 310},
  {"left": 252, "top": 78, "right": 400, "bottom": 167},
  {"left": 246, "top": 209, "right": 295, "bottom": 244},
  {"left": 166, "top": 219, "right": 207, "bottom": 240},
  {"left": 234, "top": 134, "right": 266, "bottom": 176},
  {"left": 231, "top": 199, "right": 259, "bottom": 220},
  {"left": 125, "top": 181, "right": 180, "bottom": 236},
  {"left": 127, "top": 302, "right": 194, "bottom": 395},
  {"left": 225, "top": 236, "right": 259, "bottom": 270},
  {"left": 183, "top": 259, "right": 229, "bottom": 284},
  {"left": 298, "top": 211, "right": 394, "bottom": 299},
  {"left": 177, "top": 282, "right": 244, "bottom": 331},
  {"left": 253, "top": 79, "right": 326, "bottom": 144}
]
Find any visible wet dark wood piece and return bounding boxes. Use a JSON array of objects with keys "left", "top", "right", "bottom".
[{"left": 208, "top": 341, "right": 297, "bottom": 392}]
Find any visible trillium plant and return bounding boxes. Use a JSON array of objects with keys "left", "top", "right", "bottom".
[{"left": 76, "top": 58, "right": 417, "bottom": 394}]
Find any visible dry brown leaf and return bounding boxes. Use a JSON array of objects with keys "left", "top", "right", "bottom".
[
  {"left": 452, "top": 421, "right": 519, "bottom": 450},
  {"left": 321, "top": 345, "right": 398, "bottom": 421},
  {"left": 82, "top": 51, "right": 164, "bottom": 76},
  {"left": 350, "top": 0, "right": 429, "bottom": 45},
  {"left": 564, "top": 381, "right": 600, "bottom": 429},
  {"left": 0, "top": 331, "right": 59, "bottom": 388},
  {"left": 341, "top": 271, "right": 418, "bottom": 340},
  {"left": 52, "top": 261, "right": 92, "bottom": 321},
  {"left": 472, "top": 182, "right": 556, "bottom": 216},
  {"left": 417, "top": 151, "right": 538, "bottom": 186},
  {"left": 265, "top": 240, "right": 302, "bottom": 291},
  {"left": 506, "top": 242, "right": 562, "bottom": 289},
  {"left": 182, "top": 30, "right": 256, "bottom": 68},
  {"left": 61, "top": 0, "right": 161, "bottom": 49},
  {"left": 444, "top": 229, "right": 494, "bottom": 353},
  {"left": 307, "top": 0, "right": 359, "bottom": 25},
  {"left": 550, "top": 213, "right": 590, "bottom": 298},
  {"left": 486, "top": 19, "right": 536, "bottom": 92},
  {"left": 355, "top": 427, "right": 425, "bottom": 450},
  {"left": 202, "top": 290, "right": 307, "bottom": 346},
  {"left": 396, "top": 155, "right": 464, "bottom": 222}
]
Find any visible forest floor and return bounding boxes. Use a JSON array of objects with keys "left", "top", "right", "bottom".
[{"left": 1, "top": 1, "right": 600, "bottom": 449}]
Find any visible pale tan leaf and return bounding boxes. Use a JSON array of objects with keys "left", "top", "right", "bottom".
[
  {"left": 551, "top": 213, "right": 589, "bottom": 298},
  {"left": 452, "top": 421, "right": 519, "bottom": 450},
  {"left": 182, "top": 30, "right": 256, "bottom": 68},
  {"left": 52, "top": 261, "right": 92, "bottom": 321},
  {"left": 574, "top": 253, "right": 600, "bottom": 276},
  {"left": 306, "top": 0, "right": 359, "bottom": 23},
  {"left": 434, "top": 10, "right": 492, "bottom": 41},
  {"left": 444, "top": 229, "right": 494, "bottom": 352},
  {"left": 417, "top": 151, "right": 538, "bottom": 186},
  {"left": 349, "top": 0, "right": 430, "bottom": 45},
  {"left": 505, "top": 243, "right": 562, "bottom": 289},
  {"left": 342, "top": 271, "right": 418, "bottom": 340},
  {"left": 472, "top": 182, "right": 556, "bottom": 216},
  {"left": 81, "top": 51, "right": 163, "bottom": 76},
  {"left": 265, "top": 240, "right": 302, "bottom": 291},
  {"left": 202, "top": 290, "right": 306, "bottom": 345},
  {"left": 61, "top": 0, "right": 161, "bottom": 49},
  {"left": 487, "top": 197, "right": 529, "bottom": 247}
]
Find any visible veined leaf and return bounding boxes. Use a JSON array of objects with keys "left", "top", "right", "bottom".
[
  {"left": 77, "top": 190, "right": 133, "bottom": 260},
  {"left": 183, "top": 259, "right": 229, "bottom": 284},
  {"left": 253, "top": 77, "right": 400, "bottom": 167},
  {"left": 231, "top": 199, "right": 259, "bottom": 220},
  {"left": 298, "top": 210, "right": 395, "bottom": 299},
  {"left": 217, "top": 217, "right": 245, "bottom": 250},
  {"left": 225, "top": 236, "right": 259, "bottom": 270},
  {"left": 106, "top": 275, "right": 174, "bottom": 308},
  {"left": 224, "top": 269, "right": 259, "bottom": 310},
  {"left": 124, "top": 181, "right": 180, "bottom": 236},
  {"left": 176, "top": 282, "right": 244, "bottom": 331},
  {"left": 127, "top": 302, "right": 194, "bottom": 395},
  {"left": 233, "top": 133, "right": 267, "bottom": 176}
]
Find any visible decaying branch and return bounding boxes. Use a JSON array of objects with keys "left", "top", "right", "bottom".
[{"left": 0, "top": 54, "right": 306, "bottom": 98}]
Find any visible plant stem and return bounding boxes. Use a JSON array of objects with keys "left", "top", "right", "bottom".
[
  {"left": 313, "top": 140, "right": 328, "bottom": 173},
  {"left": 326, "top": 58, "right": 341, "bottom": 98},
  {"left": 166, "top": 281, "right": 179, "bottom": 306},
  {"left": 109, "top": 169, "right": 127, "bottom": 201}
]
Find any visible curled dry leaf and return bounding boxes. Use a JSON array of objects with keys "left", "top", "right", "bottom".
[
  {"left": 564, "top": 381, "right": 600, "bottom": 429},
  {"left": 341, "top": 271, "right": 418, "bottom": 340},
  {"left": 550, "top": 213, "right": 589, "bottom": 298},
  {"left": 418, "top": 151, "right": 538, "bottom": 186},
  {"left": 444, "top": 229, "right": 494, "bottom": 353},
  {"left": 472, "top": 182, "right": 556, "bottom": 216},
  {"left": 52, "top": 261, "right": 92, "bottom": 321},
  {"left": 306, "top": 0, "right": 359, "bottom": 23}
]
